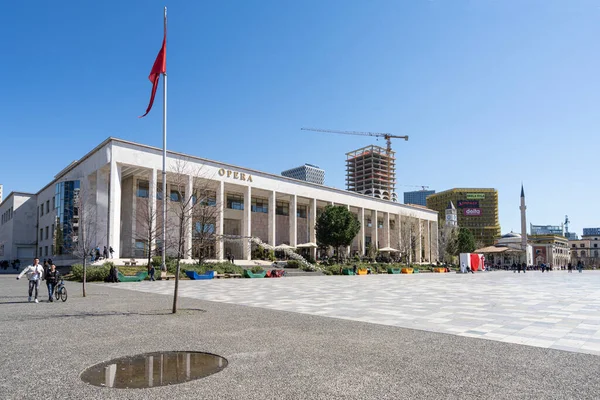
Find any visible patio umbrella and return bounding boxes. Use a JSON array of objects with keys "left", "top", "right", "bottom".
[
  {"left": 296, "top": 242, "right": 318, "bottom": 248},
  {"left": 378, "top": 247, "right": 398, "bottom": 252}
]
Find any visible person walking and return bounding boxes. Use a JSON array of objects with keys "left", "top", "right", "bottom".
[
  {"left": 17, "top": 258, "right": 45, "bottom": 303},
  {"left": 568, "top": 263, "right": 573, "bottom": 273},
  {"left": 149, "top": 265, "right": 156, "bottom": 281},
  {"left": 522, "top": 262, "right": 526, "bottom": 273},
  {"left": 577, "top": 261, "right": 583, "bottom": 273},
  {"left": 45, "top": 264, "right": 59, "bottom": 302},
  {"left": 103, "top": 246, "right": 109, "bottom": 260},
  {"left": 109, "top": 246, "right": 114, "bottom": 259}
]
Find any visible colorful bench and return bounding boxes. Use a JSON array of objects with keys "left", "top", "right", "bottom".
[
  {"left": 185, "top": 270, "right": 215, "bottom": 280},
  {"left": 117, "top": 271, "right": 148, "bottom": 282},
  {"left": 243, "top": 270, "right": 267, "bottom": 278}
]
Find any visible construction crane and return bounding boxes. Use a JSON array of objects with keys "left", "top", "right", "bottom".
[
  {"left": 398, "top": 184, "right": 430, "bottom": 191},
  {"left": 301, "top": 127, "right": 409, "bottom": 200}
]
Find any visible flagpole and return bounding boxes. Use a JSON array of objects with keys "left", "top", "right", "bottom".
[{"left": 162, "top": 6, "right": 168, "bottom": 272}]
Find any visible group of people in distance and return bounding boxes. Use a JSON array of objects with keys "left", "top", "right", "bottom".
[{"left": 16, "top": 257, "right": 60, "bottom": 303}]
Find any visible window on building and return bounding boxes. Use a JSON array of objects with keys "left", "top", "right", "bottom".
[
  {"left": 595, "top": 244, "right": 598, "bottom": 248},
  {"left": 45, "top": 226, "right": 49, "bottom": 240},
  {"left": 40, "top": 229, "right": 43, "bottom": 241},
  {"left": 170, "top": 189, "right": 183, "bottom": 202},
  {"left": 44, "top": 246, "right": 48, "bottom": 256},
  {"left": 46, "top": 200, "right": 49, "bottom": 213},
  {"left": 51, "top": 224, "right": 55, "bottom": 238},
  {"left": 134, "top": 240, "right": 148, "bottom": 257},
  {"left": 39, "top": 247, "right": 42, "bottom": 256},
  {"left": 572, "top": 244, "right": 576, "bottom": 248},
  {"left": 194, "top": 222, "right": 215, "bottom": 237},
  {"left": 194, "top": 190, "right": 217, "bottom": 207},
  {"left": 40, "top": 205, "right": 43, "bottom": 217},
  {"left": 276, "top": 201, "right": 289, "bottom": 216},
  {"left": 581, "top": 251, "right": 586, "bottom": 257},
  {"left": 366, "top": 218, "right": 372, "bottom": 228},
  {"left": 51, "top": 245, "right": 54, "bottom": 255},
  {"left": 52, "top": 196, "right": 55, "bottom": 209},
  {"left": 297, "top": 205, "right": 307, "bottom": 218},
  {"left": 580, "top": 244, "right": 585, "bottom": 248},
  {"left": 227, "top": 194, "right": 244, "bottom": 210},
  {"left": 390, "top": 220, "right": 396, "bottom": 230},
  {"left": 251, "top": 197, "right": 268, "bottom": 213},
  {"left": 377, "top": 220, "right": 383, "bottom": 229},
  {"left": 156, "top": 183, "right": 163, "bottom": 200},
  {"left": 137, "top": 180, "right": 150, "bottom": 198}
]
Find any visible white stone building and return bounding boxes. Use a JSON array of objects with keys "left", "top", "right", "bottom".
[
  {"left": 0, "top": 138, "right": 438, "bottom": 264},
  {"left": 0, "top": 192, "right": 38, "bottom": 262}
]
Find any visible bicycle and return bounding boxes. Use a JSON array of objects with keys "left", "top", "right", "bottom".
[{"left": 54, "top": 278, "right": 67, "bottom": 302}]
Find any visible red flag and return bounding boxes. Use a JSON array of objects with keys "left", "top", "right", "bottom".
[{"left": 140, "top": 34, "right": 166, "bottom": 118}]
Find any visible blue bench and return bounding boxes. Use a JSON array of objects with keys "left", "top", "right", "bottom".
[{"left": 185, "top": 270, "right": 215, "bottom": 280}]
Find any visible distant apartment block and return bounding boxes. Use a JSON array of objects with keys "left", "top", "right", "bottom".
[
  {"left": 281, "top": 164, "right": 325, "bottom": 185},
  {"left": 530, "top": 224, "right": 564, "bottom": 236},
  {"left": 404, "top": 190, "right": 435, "bottom": 206}
]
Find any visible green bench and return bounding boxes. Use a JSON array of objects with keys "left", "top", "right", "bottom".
[
  {"left": 117, "top": 271, "right": 148, "bottom": 282},
  {"left": 243, "top": 270, "right": 267, "bottom": 278}
]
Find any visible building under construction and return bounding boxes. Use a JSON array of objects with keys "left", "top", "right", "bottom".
[{"left": 346, "top": 145, "right": 396, "bottom": 201}]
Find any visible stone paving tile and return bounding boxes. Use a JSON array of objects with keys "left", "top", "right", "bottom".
[{"left": 108, "top": 270, "right": 600, "bottom": 356}]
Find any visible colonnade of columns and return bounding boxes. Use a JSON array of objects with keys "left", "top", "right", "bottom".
[{"left": 104, "top": 163, "right": 437, "bottom": 263}]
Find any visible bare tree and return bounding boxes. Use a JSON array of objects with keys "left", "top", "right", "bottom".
[
  {"left": 167, "top": 160, "right": 220, "bottom": 313},
  {"left": 438, "top": 225, "right": 458, "bottom": 264},
  {"left": 398, "top": 214, "right": 418, "bottom": 264},
  {"left": 65, "top": 186, "right": 104, "bottom": 297},
  {"left": 191, "top": 188, "right": 221, "bottom": 264},
  {"left": 135, "top": 194, "right": 163, "bottom": 272}
]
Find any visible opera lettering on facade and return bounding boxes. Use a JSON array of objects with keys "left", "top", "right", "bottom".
[
  {"left": 463, "top": 208, "right": 482, "bottom": 216},
  {"left": 218, "top": 168, "right": 253, "bottom": 183}
]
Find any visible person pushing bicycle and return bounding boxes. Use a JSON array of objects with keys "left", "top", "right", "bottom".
[{"left": 45, "top": 264, "right": 60, "bottom": 302}]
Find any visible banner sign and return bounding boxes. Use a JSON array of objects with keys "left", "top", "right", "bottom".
[
  {"left": 457, "top": 200, "right": 479, "bottom": 208},
  {"left": 466, "top": 193, "right": 485, "bottom": 200},
  {"left": 463, "top": 208, "right": 482, "bottom": 216}
]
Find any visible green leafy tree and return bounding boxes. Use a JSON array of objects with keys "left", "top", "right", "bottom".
[
  {"left": 316, "top": 205, "right": 360, "bottom": 263},
  {"left": 457, "top": 227, "right": 476, "bottom": 254}
]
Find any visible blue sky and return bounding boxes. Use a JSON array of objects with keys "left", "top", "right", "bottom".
[{"left": 2, "top": 0, "right": 599, "bottom": 236}]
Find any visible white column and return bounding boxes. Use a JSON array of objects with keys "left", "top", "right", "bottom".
[
  {"left": 96, "top": 169, "right": 109, "bottom": 251},
  {"left": 427, "top": 221, "right": 432, "bottom": 263},
  {"left": 384, "top": 212, "right": 390, "bottom": 248},
  {"left": 185, "top": 175, "right": 193, "bottom": 259},
  {"left": 243, "top": 185, "right": 251, "bottom": 260},
  {"left": 108, "top": 160, "right": 122, "bottom": 259},
  {"left": 372, "top": 210, "right": 378, "bottom": 250},
  {"left": 359, "top": 208, "right": 365, "bottom": 256},
  {"left": 268, "top": 191, "right": 276, "bottom": 246},
  {"left": 149, "top": 169, "right": 157, "bottom": 256},
  {"left": 309, "top": 198, "right": 317, "bottom": 260},
  {"left": 397, "top": 213, "right": 402, "bottom": 250},
  {"left": 215, "top": 181, "right": 224, "bottom": 261},
  {"left": 289, "top": 194, "right": 297, "bottom": 248},
  {"left": 417, "top": 219, "right": 422, "bottom": 263},
  {"left": 346, "top": 205, "right": 351, "bottom": 257}
]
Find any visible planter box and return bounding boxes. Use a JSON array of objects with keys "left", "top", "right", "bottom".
[
  {"left": 243, "top": 270, "right": 267, "bottom": 278},
  {"left": 341, "top": 268, "right": 355, "bottom": 275},
  {"left": 433, "top": 268, "right": 447, "bottom": 273},
  {"left": 117, "top": 271, "right": 148, "bottom": 282},
  {"left": 401, "top": 268, "right": 413, "bottom": 274},
  {"left": 357, "top": 269, "right": 368, "bottom": 275},
  {"left": 185, "top": 270, "right": 215, "bottom": 280},
  {"left": 387, "top": 268, "right": 401, "bottom": 274}
]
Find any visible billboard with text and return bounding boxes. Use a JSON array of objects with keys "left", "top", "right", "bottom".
[
  {"left": 457, "top": 200, "right": 479, "bottom": 208},
  {"left": 463, "top": 208, "right": 482, "bottom": 216}
]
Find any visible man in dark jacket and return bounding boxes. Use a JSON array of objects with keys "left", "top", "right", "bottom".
[{"left": 45, "top": 264, "right": 60, "bottom": 302}]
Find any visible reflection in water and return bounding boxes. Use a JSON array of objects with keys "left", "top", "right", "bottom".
[{"left": 81, "top": 351, "right": 227, "bottom": 389}]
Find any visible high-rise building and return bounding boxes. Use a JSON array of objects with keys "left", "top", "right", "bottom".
[
  {"left": 426, "top": 188, "right": 500, "bottom": 246},
  {"left": 281, "top": 164, "right": 325, "bottom": 185},
  {"left": 404, "top": 189, "right": 435, "bottom": 206},
  {"left": 346, "top": 145, "right": 396, "bottom": 201}
]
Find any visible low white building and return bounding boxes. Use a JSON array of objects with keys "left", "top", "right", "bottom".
[
  {"left": 0, "top": 192, "right": 38, "bottom": 263},
  {"left": 0, "top": 138, "right": 439, "bottom": 265}
]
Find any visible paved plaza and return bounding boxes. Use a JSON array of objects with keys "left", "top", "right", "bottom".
[
  {"left": 2, "top": 272, "right": 600, "bottom": 399},
  {"left": 111, "top": 270, "right": 600, "bottom": 356}
]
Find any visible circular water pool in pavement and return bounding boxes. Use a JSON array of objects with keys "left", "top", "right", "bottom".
[{"left": 80, "top": 351, "right": 228, "bottom": 389}]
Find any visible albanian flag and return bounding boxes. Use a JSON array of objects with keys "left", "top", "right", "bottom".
[{"left": 140, "top": 33, "right": 166, "bottom": 118}]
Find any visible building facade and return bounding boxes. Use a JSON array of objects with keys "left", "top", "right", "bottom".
[
  {"left": 530, "top": 224, "right": 564, "bottom": 236},
  {"left": 403, "top": 190, "right": 435, "bottom": 206},
  {"left": 0, "top": 192, "right": 37, "bottom": 262},
  {"left": 0, "top": 138, "right": 439, "bottom": 265},
  {"left": 570, "top": 231, "right": 600, "bottom": 267},
  {"left": 426, "top": 188, "right": 500, "bottom": 246},
  {"left": 346, "top": 145, "right": 397, "bottom": 202},
  {"left": 281, "top": 164, "right": 325, "bottom": 185},
  {"left": 530, "top": 235, "right": 570, "bottom": 267}
]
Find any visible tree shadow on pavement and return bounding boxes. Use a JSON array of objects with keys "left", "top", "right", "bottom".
[{"left": 2, "top": 308, "right": 207, "bottom": 321}]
